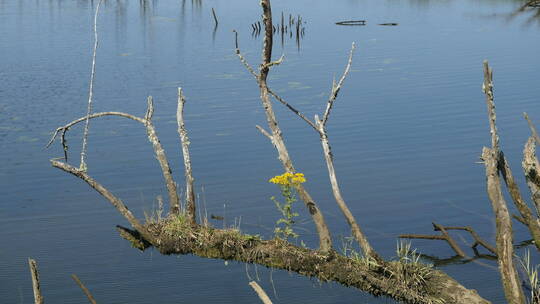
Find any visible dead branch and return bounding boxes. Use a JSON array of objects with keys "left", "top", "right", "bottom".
[
  {"left": 523, "top": 137, "right": 540, "bottom": 216},
  {"left": 499, "top": 151, "right": 540, "bottom": 250},
  {"left": 434, "top": 225, "right": 497, "bottom": 255},
  {"left": 28, "top": 258, "right": 43, "bottom": 304},
  {"left": 249, "top": 281, "right": 273, "bottom": 304},
  {"left": 80, "top": 0, "right": 103, "bottom": 172},
  {"left": 481, "top": 147, "right": 525, "bottom": 304},
  {"left": 118, "top": 223, "right": 491, "bottom": 304},
  {"left": 256, "top": 39, "right": 379, "bottom": 261},
  {"left": 399, "top": 226, "right": 466, "bottom": 258},
  {"left": 481, "top": 60, "right": 525, "bottom": 304},
  {"left": 177, "top": 88, "right": 196, "bottom": 224},
  {"left": 145, "top": 97, "right": 181, "bottom": 214},
  {"left": 71, "top": 274, "right": 97, "bottom": 304},
  {"left": 321, "top": 43, "right": 355, "bottom": 126},
  {"left": 235, "top": 0, "right": 333, "bottom": 252},
  {"left": 47, "top": 103, "right": 181, "bottom": 215},
  {"left": 51, "top": 160, "right": 159, "bottom": 246}
]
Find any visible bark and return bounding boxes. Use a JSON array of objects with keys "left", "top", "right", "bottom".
[
  {"left": 499, "top": 152, "right": 540, "bottom": 251},
  {"left": 145, "top": 97, "right": 181, "bottom": 214},
  {"left": 177, "top": 88, "right": 196, "bottom": 224},
  {"left": 481, "top": 60, "right": 525, "bottom": 304},
  {"left": 523, "top": 136, "right": 540, "bottom": 217},
  {"left": 482, "top": 147, "right": 525, "bottom": 304}
]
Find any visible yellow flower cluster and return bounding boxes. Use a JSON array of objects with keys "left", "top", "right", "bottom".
[{"left": 269, "top": 172, "right": 306, "bottom": 185}]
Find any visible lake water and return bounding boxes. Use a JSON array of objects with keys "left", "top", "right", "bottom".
[{"left": 1, "top": 0, "right": 540, "bottom": 303}]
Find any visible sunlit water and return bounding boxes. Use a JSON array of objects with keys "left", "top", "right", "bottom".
[{"left": 1, "top": 0, "right": 540, "bottom": 303}]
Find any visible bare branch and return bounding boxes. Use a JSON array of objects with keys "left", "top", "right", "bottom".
[
  {"left": 480, "top": 61, "right": 525, "bottom": 303},
  {"left": 322, "top": 42, "right": 355, "bottom": 126},
  {"left": 255, "top": 0, "right": 332, "bottom": 252},
  {"left": 524, "top": 112, "right": 540, "bottom": 146},
  {"left": 46, "top": 112, "right": 145, "bottom": 149},
  {"left": 47, "top": 103, "right": 181, "bottom": 215},
  {"left": 267, "top": 88, "right": 318, "bottom": 131},
  {"left": 482, "top": 60, "right": 499, "bottom": 152},
  {"left": 144, "top": 96, "right": 181, "bottom": 214},
  {"left": 314, "top": 115, "right": 381, "bottom": 261},
  {"left": 433, "top": 225, "right": 497, "bottom": 256},
  {"left": 233, "top": 30, "right": 258, "bottom": 79},
  {"left": 51, "top": 160, "right": 159, "bottom": 245},
  {"left": 261, "top": 54, "right": 284, "bottom": 70},
  {"left": 481, "top": 147, "right": 525, "bottom": 304},
  {"left": 71, "top": 274, "right": 97, "bottom": 304},
  {"left": 177, "top": 88, "right": 196, "bottom": 223},
  {"left": 80, "top": 0, "right": 103, "bottom": 172},
  {"left": 255, "top": 125, "right": 273, "bottom": 140},
  {"left": 249, "top": 281, "right": 273, "bottom": 304},
  {"left": 28, "top": 258, "right": 43, "bottom": 304}
]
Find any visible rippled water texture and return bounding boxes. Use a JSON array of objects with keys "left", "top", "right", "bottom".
[{"left": 1, "top": 0, "right": 540, "bottom": 303}]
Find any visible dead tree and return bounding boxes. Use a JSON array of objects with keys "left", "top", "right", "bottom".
[
  {"left": 237, "top": 37, "right": 380, "bottom": 261},
  {"left": 234, "top": 0, "right": 332, "bottom": 253},
  {"left": 47, "top": 0, "right": 497, "bottom": 303}
]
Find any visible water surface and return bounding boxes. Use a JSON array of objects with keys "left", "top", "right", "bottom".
[{"left": 1, "top": 0, "right": 540, "bottom": 303}]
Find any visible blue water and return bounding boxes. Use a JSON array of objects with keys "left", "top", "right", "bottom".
[{"left": 1, "top": 0, "right": 540, "bottom": 303}]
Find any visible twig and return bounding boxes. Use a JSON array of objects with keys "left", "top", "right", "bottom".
[
  {"left": 233, "top": 30, "right": 258, "bottom": 79},
  {"left": 177, "top": 88, "right": 196, "bottom": 224},
  {"left": 266, "top": 88, "right": 318, "bottom": 131},
  {"left": 71, "top": 274, "right": 97, "bottom": 304},
  {"left": 399, "top": 228, "right": 466, "bottom": 258},
  {"left": 249, "top": 281, "right": 273, "bottom": 304},
  {"left": 80, "top": 0, "right": 103, "bottom": 172},
  {"left": 255, "top": 125, "right": 273, "bottom": 140},
  {"left": 28, "top": 258, "right": 43, "bottom": 304},
  {"left": 322, "top": 42, "right": 355, "bottom": 126},
  {"left": 51, "top": 160, "right": 159, "bottom": 245},
  {"left": 433, "top": 225, "right": 497, "bottom": 255}
]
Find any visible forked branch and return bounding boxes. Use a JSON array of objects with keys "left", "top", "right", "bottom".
[
  {"left": 235, "top": 0, "right": 333, "bottom": 252},
  {"left": 47, "top": 101, "right": 181, "bottom": 214}
]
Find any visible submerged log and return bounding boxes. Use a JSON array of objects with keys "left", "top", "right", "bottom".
[{"left": 118, "top": 220, "right": 490, "bottom": 304}]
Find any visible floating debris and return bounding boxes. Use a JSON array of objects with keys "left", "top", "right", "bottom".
[{"left": 335, "top": 20, "right": 366, "bottom": 26}]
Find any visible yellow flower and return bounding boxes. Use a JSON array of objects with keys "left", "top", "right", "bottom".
[{"left": 269, "top": 172, "right": 306, "bottom": 185}]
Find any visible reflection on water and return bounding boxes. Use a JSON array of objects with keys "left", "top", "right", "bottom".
[
  {"left": 1, "top": 0, "right": 540, "bottom": 303},
  {"left": 251, "top": 12, "right": 306, "bottom": 50}
]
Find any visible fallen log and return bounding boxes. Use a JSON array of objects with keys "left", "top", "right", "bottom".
[{"left": 117, "top": 220, "right": 490, "bottom": 304}]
